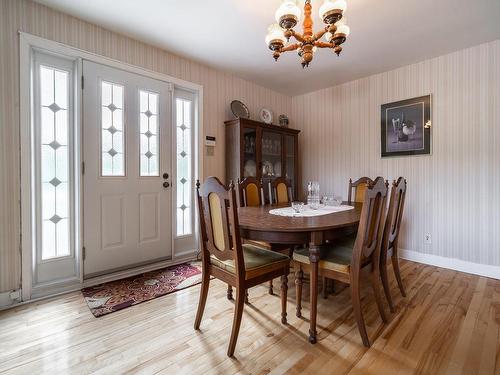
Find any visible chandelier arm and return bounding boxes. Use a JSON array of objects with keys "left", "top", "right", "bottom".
[
  {"left": 313, "top": 27, "right": 329, "bottom": 42},
  {"left": 280, "top": 43, "right": 301, "bottom": 53},
  {"left": 289, "top": 29, "right": 305, "bottom": 43},
  {"left": 314, "top": 41, "right": 334, "bottom": 49}
]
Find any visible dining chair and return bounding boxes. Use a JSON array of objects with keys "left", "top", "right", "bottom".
[
  {"left": 194, "top": 177, "right": 290, "bottom": 357},
  {"left": 293, "top": 177, "right": 389, "bottom": 347},
  {"left": 237, "top": 177, "right": 265, "bottom": 208},
  {"left": 348, "top": 177, "right": 374, "bottom": 203},
  {"left": 379, "top": 177, "right": 407, "bottom": 313},
  {"left": 237, "top": 177, "right": 291, "bottom": 296},
  {"left": 269, "top": 177, "right": 293, "bottom": 205}
]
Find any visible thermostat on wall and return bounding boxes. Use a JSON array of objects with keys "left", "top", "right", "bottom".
[{"left": 205, "top": 136, "right": 216, "bottom": 146}]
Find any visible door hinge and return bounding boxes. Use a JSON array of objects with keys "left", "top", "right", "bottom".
[
  {"left": 81, "top": 161, "right": 85, "bottom": 175},
  {"left": 81, "top": 75, "right": 84, "bottom": 89},
  {"left": 82, "top": 246, "right": 86, "bottom": 260}
]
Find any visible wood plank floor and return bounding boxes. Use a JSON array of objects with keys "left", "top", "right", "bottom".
[{"left": 1, "top": 260, "right": 500, "bottom": 374}]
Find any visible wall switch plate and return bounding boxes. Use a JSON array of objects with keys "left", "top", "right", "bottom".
[{"left": 424, "top": 234, "right": 432, "bottom": 244}]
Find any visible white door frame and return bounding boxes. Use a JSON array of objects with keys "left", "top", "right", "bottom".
[{"left": 19, "top": 32, "right": 204, "bottom": 301}]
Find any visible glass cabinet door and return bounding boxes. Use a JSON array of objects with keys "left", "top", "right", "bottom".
[
  {"left": 261, "top": 130, "right": 282, "bottom": 179},
  {"left": 242, "top": 126, "right": 257, "bottom": 178},
  {"left": 285, "top": 135, "right": 296, "bottom": 198}
]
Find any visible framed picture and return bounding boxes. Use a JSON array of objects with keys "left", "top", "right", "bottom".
[{"left": 381, "top": 95, "right": 431, "bottom": 157}]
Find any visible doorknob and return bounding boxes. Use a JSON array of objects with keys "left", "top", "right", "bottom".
[
  {"left": 163, "top": 172, "right": 169, "bottom": 179},
  {"left": 163, "top": 181, "right": 170, "bottom": 188}
]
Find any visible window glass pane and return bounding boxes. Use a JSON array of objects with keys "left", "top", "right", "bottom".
[
  {"left": 176, "top": 98, "right": 193, "bottom": 236},
  {"left": 139, "top": 90, "right": 159, "bottom": 176},
  {"left": 101, "top": 81, "right": 125, "bottom": 176},
  {"left": 39, "top": 65, "right": 71, "bottom": 259}
]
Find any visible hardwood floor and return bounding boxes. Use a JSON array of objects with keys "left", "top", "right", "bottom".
[{"left": 1, "top": 260, "right": 499, "bottom": 374}]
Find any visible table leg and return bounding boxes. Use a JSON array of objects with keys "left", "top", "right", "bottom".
[{"left": 309, "top": 242, "right": 320, "bottom": 344}]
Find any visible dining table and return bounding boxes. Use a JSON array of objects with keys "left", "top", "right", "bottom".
[{"left": 238, "top": 202, "right": 363, "bottom": 344}]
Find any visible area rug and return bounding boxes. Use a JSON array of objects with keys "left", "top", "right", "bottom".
[{"left": 82, "top": 262, "right": 202, "bottom": 317}]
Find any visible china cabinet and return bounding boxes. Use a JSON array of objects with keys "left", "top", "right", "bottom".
[{"left": 225, "top": 118, "right": 300, "bottom": 203}]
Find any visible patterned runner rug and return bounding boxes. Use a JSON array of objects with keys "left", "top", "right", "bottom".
[{"left": 82, "top": 262, "right": 202, "bottom": 317}]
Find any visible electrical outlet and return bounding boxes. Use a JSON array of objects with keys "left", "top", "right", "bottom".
[{"left": 424, "top": 234, "right": 432, "bottom": 244}]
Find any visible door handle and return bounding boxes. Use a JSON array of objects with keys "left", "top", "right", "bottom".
[
  {"left": 163, "top": 181, "right": 170, "bottom": 188},
  {"left": 163, "top": 172, "right": 169, "bottom": 179}
]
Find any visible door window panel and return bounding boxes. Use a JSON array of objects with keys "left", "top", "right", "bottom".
[
  {"left": 175, "top": 98, "right": 192, "bottom": 236},
  {"left": 101, "top": 81, "right": 124, "bottom": 176},
  {"left": 39, "top": 66, "right": 70, "bottom": 259},
  {"left": 139, "top": 90, "right": 160, "bottom": 176}
]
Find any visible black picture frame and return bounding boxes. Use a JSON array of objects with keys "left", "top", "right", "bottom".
[{"left": 381, "top": 95, "right": 431, "bottom": 157}]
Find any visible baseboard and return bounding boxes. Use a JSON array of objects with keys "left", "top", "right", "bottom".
[{"left": 400, "top": 249, "right": 500, "bottom": 280}]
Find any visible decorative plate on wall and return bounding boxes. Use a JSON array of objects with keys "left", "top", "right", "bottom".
[
  {"left": 259, "top": 108, "right": 273, "bottom": 124},
  {"left": 230, "top": 100, "right": 250, "bottom": 119}
]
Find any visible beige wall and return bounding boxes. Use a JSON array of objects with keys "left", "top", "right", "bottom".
[
  {"left": 292, "top": 39, "right": 500, "bottom": 267},
  {"left": 0, "top": 0, "right": 293, "bottom": 292}
]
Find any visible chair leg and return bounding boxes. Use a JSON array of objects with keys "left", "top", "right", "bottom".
[
  {"left": 380, "top": 259, "right": 395, "bottom": 313},
  {"left": 351, "top": 275, "right": 370, "bottom": 347},
  {"left": 392, "top": 252, "right": 406, "bottom": 297},
  {"left": 194, "top": 269, "right": 210, "bottom": 330},
  {"left": 227, "top": 284, "right": 233, "bottom": 300},
  {"left": 281, "top": 272, "right": 288, "bottom": 324},
  {"left": 227, "top": 287, "right": 246, "bottom": 357},
  {"left": 322, "top": 277, "right": 328, "bottom": 299},
  {"left": 371, "top": 267, "right": 388, "bottom": 323},
  {"left": 245, "top": 290, "right": 249, "bottom": 304},
  {"left": 269, "top": 280, "right": 274, "bottom": 295},
  {"left": 295, "top": 267, "right": 303, "bottom": 318}
]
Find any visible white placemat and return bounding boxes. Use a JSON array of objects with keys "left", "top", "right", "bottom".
[{"left": 269, "top": 205, "right": 354, "bottom": 217}]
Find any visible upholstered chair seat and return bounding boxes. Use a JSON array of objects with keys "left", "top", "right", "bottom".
[{"left": 210, "top": 244, "right": 289, "bottom": 279}]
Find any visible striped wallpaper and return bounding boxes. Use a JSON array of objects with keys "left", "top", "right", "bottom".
[
  {"left": 0, "top": 0, "right": 292, "bottom": 293},
  {"left": 292, "top": 39, "right": 500, "bottom": 267}
]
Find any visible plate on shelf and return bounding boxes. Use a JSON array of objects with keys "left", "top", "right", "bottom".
[
  {"left": 259, "top": 108, "right": 273, "bottom": 124},
  {"left": 244, "top": 160, "right": 256, "bottom": 177},
  {"left": 262, "top": 160, "right": 274, "bottom": 176},
  {"left": 230, "top": 100, "right": 250, "bottom": 119}
]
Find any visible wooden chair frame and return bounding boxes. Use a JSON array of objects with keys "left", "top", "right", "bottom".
[
  {"left": 194, "top": 177, "right": 289, "bottom": 357},
  {"left": 294, "top": 177, "right": 389, "bottom": 347},
  {"left": 269, "top": 177, "right": 293, "bottom": 205},
  {"left": 348, "top": 177, "right": 374, "bottom": 204},
  {"left": 237, "top": 177, "right": 265, "bottom": 207},
  {"left": 380, "top": 177, "right": 407, "bottom": 312}
]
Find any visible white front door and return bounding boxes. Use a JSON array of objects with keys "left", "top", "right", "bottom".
[{"left": 83, "top": 61, "right": 173, "bottom": 276}]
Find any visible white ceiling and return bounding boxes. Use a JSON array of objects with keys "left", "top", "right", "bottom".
[{"left": 35, "top": 0, "right": 500, "bottom": 96}]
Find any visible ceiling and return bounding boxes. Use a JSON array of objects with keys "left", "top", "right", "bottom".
[{"left": 35, "top": 0, "right": 500, "bottom": 96}]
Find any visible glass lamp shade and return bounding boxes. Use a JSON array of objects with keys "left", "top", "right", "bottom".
[
  {"left": 265, "top": 24, "right": 286, "bottom": 47},
  {"left": 275, "top": 0, "right": 301, "bottom": 28},
  {"left": 319, "top": 0, "right": 347, "bottom": 22},
  {"left": 335, "top": 23, "right": 350, "bottom": 37}
]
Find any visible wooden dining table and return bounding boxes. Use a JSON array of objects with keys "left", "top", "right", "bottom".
[{"left": 238, "top": 203, "right": 362, "bottom": 344}]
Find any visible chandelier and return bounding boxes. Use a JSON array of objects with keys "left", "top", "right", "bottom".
[{"left": 265, "top": 0, "right": 350, "bottom": 68}]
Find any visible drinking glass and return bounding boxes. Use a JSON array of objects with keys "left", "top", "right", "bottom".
[
  {"left": 291, "top": 201, "right": 304, "bottom": 213},
  {"left": 333, "top": 195, "right": 343, "bottom": 206}
]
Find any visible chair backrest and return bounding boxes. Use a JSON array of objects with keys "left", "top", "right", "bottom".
[
  {"left": 238, "top": 177, "right": 264, "bottom": 207},
  {"left": 351, "top": 177, "right": 388, "bottom": 267},
  {"left": 348, "top": 177, "right": 374, "bottom": 203},
  {"left": 382, "top": 177, "right": 407, "bottom": 252},
  {"left": 196, "top": 177, "right": 245, "bottom": 275},
  {"left": 270, "top": 177, "right": 292, "bottom": 205}
]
